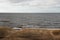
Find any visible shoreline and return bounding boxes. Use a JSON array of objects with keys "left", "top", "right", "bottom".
[{"left": 12, "top": 27, "right": 60, "bottom": 30}]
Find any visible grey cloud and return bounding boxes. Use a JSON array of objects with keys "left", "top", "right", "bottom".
[{"left": 9, "top": 0, "right": 32, "bottom": 3}]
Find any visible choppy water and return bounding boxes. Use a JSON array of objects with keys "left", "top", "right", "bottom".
[{"left": 0, "top": 13, "right": 60, "bottom": 28}]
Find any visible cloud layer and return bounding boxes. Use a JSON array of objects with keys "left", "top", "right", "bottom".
[{"left": 0, "top": 0, "right": 60, "bottom": 13}]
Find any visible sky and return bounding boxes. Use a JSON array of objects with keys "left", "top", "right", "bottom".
[{"left": 0, "top": 0, "right": 60, "bottom": 13}]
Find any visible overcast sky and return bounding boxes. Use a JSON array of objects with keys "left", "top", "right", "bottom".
[{"left": 0, "top": 0, "right": 60, "bottom": 13}]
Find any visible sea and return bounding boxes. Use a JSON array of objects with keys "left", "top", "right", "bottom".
[{"left": 0, "top": 13, "right": 60, "bottom": 28}]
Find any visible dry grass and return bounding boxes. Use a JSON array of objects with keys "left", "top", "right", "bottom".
[
  {"left": 9, "top": 28, "right": 53, "bottom": 40},
  {"left": 0, "top": 27, "right": 14, "bottom": 40},
  {"left": 0, "top": 27, "right": 60, "bottom": 40}
]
